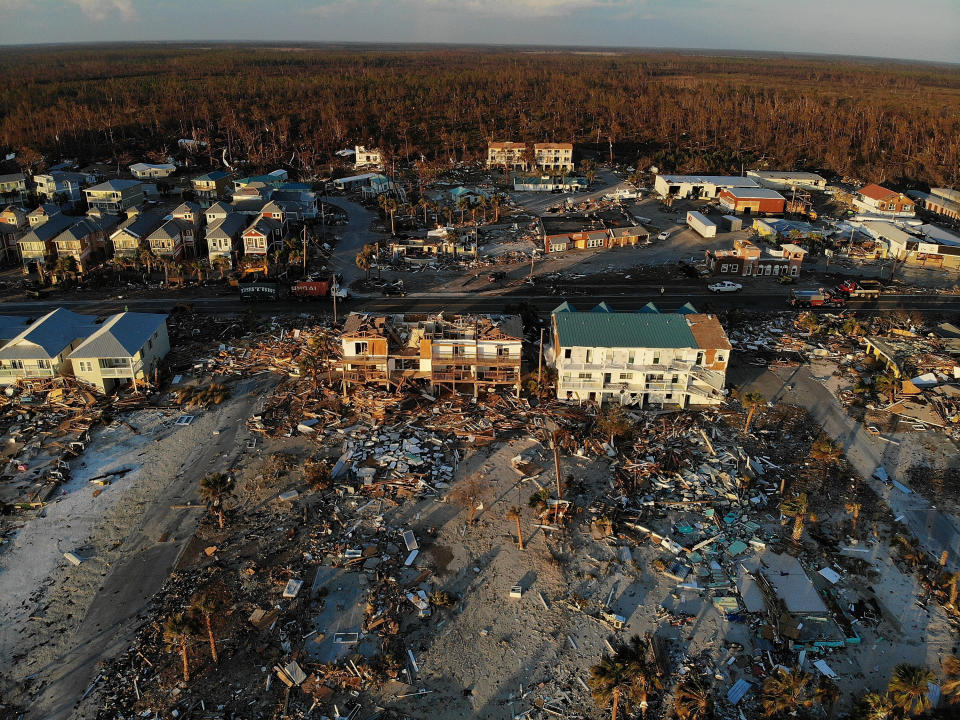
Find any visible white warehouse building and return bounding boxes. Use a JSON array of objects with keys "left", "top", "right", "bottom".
[{"left": 654, "top": 174, "right": 760, "bottom": 199}]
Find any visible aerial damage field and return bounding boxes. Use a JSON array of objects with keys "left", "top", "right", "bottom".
[{"left": 3, "top": 310, "right": 957, "bottom": 720}]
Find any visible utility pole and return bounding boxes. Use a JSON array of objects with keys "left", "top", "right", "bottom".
[
  {"left": 331, "top": 274, "right": 339, "bottom": 325},
  {"left": 302, "top": 225, "right": 308, "bottom": 275},
  {"left": 537, "top": 328, "right": 544, "bottom": 387},
  {"left": 553, "top": 429, "right": 563, "bottom": 502}
]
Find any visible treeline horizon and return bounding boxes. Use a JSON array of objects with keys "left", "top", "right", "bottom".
[{"left": 0, "top": 46, "right": 958, "bottom": 188}]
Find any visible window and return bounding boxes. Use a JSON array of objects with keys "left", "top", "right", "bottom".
[
  {"left": 604, "top": 350, "right": 614, "bottom": 363},
  {"left": 37, "top": 359, "right": 50, "bottom": 369},
  {"left": 10, "top": 360, "right": 23, "bottom": 369},
  {"left": 696, "top": 351, "right": 704, "bottom": 365},
  {"left": 148, "top": 339, "right": 153, "bottom": 350},
  {"left": 665, "top": 393, "right": 673, "bottom": 400},
  {"left": 671, "top": 375, "right": 679, "bottom": 384},
  {"left": 585, "top": 350, "right": 593, "bottom": 363},
  {"left": 716, "top": 352, "right": 725, "bottom": 362},
  {"left": 619, "top": 373, "right": 632, "bottom": 380},
  {"left": 563, "top": 348, "right": 572, "bottom": 360},
  {"left": 578, "top": 372, "right": 592, "bottom": 379},
  {"left": 354, "top": 342, "right": 368, "bottom": 355},
  {"left": 497, "top": 346, "right": 509, "bottom": 357},
  {"left": 653, "top": 354, "right": 660, "bottom": 365},
  {"left": 628, "top": 352, "right": 635, "bottom": 364}
]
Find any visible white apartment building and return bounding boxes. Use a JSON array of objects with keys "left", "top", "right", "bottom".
[
  {"left": 550, "top": 303, "right": 731, "bottom": 407},
  {"left": 486, "top": 142, "right": 575, "bottom": 172}
]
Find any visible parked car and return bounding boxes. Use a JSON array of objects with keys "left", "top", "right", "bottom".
[
  {"left": 708, "top": 281, "right": 743, "bottom": 293},
  {"left": 657, "top": 231, "right": 671, "bottom": 241}
]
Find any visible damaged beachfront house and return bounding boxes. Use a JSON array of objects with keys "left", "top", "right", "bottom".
[
  {"left": 0, "top": 307, "right": 169, "bottom": 390},
  {"left": 550, "top": 302, "right": 731, "bottom": 407},
  {"left": 340, "top": 313, "right": 523, "bottom": 397}
]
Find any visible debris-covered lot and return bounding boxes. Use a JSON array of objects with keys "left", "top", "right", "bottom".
[{"left": 2, "top": 310, "right": 960, "bottom": 720}]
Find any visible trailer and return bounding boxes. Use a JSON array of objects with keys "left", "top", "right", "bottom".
[
  {"left": 240, "top": 282, "right": 280, "bottom": 301},
  {"left": 686, "top": 211, "right": 717, "bottom": 238},
  {"left": 789, "top": 288, "right": 845, "bottom": 308},
  {"left": 721, "top": 214, "right": 743, "bottom": 232},
  {"left": 291, "top": 280, "right": 331, "bottom": 299},
  {"left": 835, "top": 279, "right": 881, "bottom": 300}
]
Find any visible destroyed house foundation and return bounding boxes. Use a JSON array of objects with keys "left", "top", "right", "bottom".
[{"left": 340, "top": 313, "right": 523, "bottom": 397}]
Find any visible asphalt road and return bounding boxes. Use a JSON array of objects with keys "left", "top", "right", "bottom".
[
  {"left": 28, "top": 375, "right": 273, "bottom": 720},
  {"left": 1, "top": 290, "right": 959, "bottom": 319}
]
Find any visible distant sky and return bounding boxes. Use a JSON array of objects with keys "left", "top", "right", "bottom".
[{"left": 0, "top": 0, "right": 957, "bottom": 64}]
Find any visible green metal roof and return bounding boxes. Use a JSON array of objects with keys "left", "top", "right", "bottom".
[
  {"left": 637, "top": 302, "right": 660, "bottom": 314},
  {"left": 591, "top": 302, "right": 613, "bottom": 313},
  {"left": 554, "top": 312, "right": 697, "bottom": 349},
  {"left": 551, "top": 301, "right": 577, "bottom": 314},
  {"left": 677, "top": 302, "right": 699, "bottom": 314}
]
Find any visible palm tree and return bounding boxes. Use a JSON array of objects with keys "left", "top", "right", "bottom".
[
  {"left": 137, "top": 246, "right": 155, "bottom": 275},
  {"left": 859, "top": 692, "right": 895, "bottom": 720},
  {"left": 761, "top": 667, "right": 816, "bottom": 718},
  {"left": 456, "top": 197, "right": 469, "bottom": 225},
  {"left": 842, "top": 316, "right": 865, "bottom": 337},
  {"left": 944, "top": 572, "right": 960, "bottom": 609},
  {"left": 845, "top": 501, "right": 862, "bottom": 533},
  {"left": 506, "top": 506, "right": 524, "bottom": 550},
  {"left": 384, "top": 197, "right": 398, "bottom": 236},
  {"left": 191, "top": 258, "right": 208, "bottom": 283},
  {"left": 490, "top": 194, "right": 502, "bottom": 223},
  {"left": 192, "top": 594, "right": 222, "bottom": 664},
  {"left": 817, "top": 678, "right": 840, "bottom": 718},
  {"left": 674, "top": 679, "right": 713, "bottom": 720},
  {"left": 780, "top": 493, "right": 810, "bottom": 543},
  {"left": 741, "top": 392, "right": 766, "bottom": 433},
  {"left": 477, "top": 195, "right": 488, "bottom": 223},
  {"left": 874, "top": 373, "right": 899, "bottom": 404},
  {"left": 529, "top": 487, "right": 551, "bottom": 511},
  {"left": 941, "top": 655, "right": 960, "bottom": 703},
  {"left": 810, "top": 438, "right": 842, "bottom": 465},
  {"left": 888, "top": 664, "right": 936, "bottom": 716},
  {"left": 54, "top": 255, "right": 78, "bottom": 282},
  {"left": 163, "top": 613, "right": 197, "bottom": 683},
  {"left": 416, "top": 197, "right": 430, "bottom": 227},
  {"left": 199, "top": 472, "right": 234, "bottom": 529},
  {"left": 589, "top": 655, "right": 642, "bottom": 720},
  {"left": 211, "top": 255, "right": 231, "bottom": 279},
  {"left": 355, "top": 251, "right": 371, "bottom": 280}
]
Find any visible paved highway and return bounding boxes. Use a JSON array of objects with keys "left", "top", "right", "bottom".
[{"left": 0, "top": 290, "right": 958, "bottom": 318}]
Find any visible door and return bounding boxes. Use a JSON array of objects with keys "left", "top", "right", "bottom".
[{"left": 603, "top": 372, "right": 611, "bottom": 385}]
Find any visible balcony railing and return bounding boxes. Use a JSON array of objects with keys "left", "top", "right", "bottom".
[
  {"left": 431, "top": 353, "right": 519, "bottom": 367},
  {"left": 0, "top": 367, "right": 54, "bottom": 378}
]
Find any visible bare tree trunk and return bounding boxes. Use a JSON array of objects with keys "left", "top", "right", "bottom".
[
  {"left": 205, "top": 615, "right": 218, "bottom": 663},
  {"left": 181, "top": 643, "right": 190, "bottom": 683},
  {"left": 516, "top": 517, "right": 524, "bottom": 550}
]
